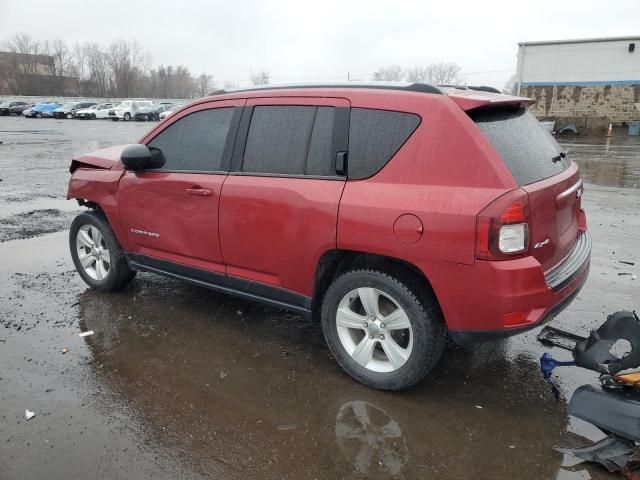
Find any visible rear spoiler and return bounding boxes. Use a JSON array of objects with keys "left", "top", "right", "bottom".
[{"left": 440, "top": 86, "right": 535, "bottom": 111}]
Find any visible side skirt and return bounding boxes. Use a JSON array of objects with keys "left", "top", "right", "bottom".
[{"left": 125, "top": 253, "right": 313, "bottom": 319}]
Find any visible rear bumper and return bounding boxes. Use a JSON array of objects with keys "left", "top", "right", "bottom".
[{"left": 420, "top": 231, "right": 591, "bottom": 343}]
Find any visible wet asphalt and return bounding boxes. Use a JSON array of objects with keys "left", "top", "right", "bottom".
[{"left": 0, "top": 116, "right": 639, "bottom": 479}]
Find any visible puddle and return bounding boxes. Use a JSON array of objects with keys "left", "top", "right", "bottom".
[{"left": 560, "top": 136, "right": 640, "bottom": 189}]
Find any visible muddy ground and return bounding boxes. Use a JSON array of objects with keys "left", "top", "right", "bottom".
[{"left": 0, "top": 116, "right": 639, "bottom": 479}]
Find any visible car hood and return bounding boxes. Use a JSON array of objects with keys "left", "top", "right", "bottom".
[
  {"left": 69, "top": 145, "right": 128, "bottom": 173},
  {"left": 75, "top": 109, "right": 93, "bottom": 114}
]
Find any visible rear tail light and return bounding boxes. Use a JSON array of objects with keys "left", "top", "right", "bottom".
[{"left": 476, "top": 189, "right": 530, "bottom": 260}]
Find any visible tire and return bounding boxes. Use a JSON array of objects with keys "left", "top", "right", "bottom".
[
  {"left": 66, "top": 113, "right": 73, "bottom": 119},
  {"left": 69, "top": 211, "right": 136, "bottom": 292},
  {"left": 111, "top": 117, "right": 118, "bottom": 121},
  {"left": 321, "top": 269, "right": 446, "bottom": 391},
  {"left": 91, "top": 114, "right": 96, "bottom": 120},
  {"left": 124, "top": 112, "right": 131, "bottom": 121},
  {"left": 35, "top": 112, "right": 42, "bottom": 119}
]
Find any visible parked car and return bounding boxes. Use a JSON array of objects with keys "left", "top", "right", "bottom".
[
  {"left": 0, "top": 101, "right": 31, "bottom": 115},
  {"left": 24, "top": 102, "right": 61, "bottom": 118},
  {"left": 134, "top": 104, "right": 173, "bottom": 122},
  {"left": 74, "top": 103, "right": 114, "bottom": 120},
  {"left": 158, "top": 103, "right": 183, "bottom": 120},
  {"left": 66, "top": 83, "right": 590, "bottom": 390},
  {"left": 54, "top": 102, "right": 97, "bottom": 119},
  {"left": 108, "top": 100, "right": 154, "bottom": 121}
]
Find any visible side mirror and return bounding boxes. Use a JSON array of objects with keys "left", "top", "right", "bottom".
[{"left": 121, "top": 144, "right": 165, "bottom": 171}]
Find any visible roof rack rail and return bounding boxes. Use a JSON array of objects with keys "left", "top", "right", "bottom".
[{"left": 207, "top": 82, "right": 443, "bottom": 97}]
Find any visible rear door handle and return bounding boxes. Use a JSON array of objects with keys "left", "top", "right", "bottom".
[{"left": 186, "top": 187, "right": 213, "bottom": 196}]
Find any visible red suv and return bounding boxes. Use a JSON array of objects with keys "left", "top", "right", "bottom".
[{"left": 67, "top": 83, "right": 590, "bottom": 390}]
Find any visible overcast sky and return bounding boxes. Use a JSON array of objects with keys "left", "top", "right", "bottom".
[{"left": 1, "top": 0, "right": 638, "bottom": 89}]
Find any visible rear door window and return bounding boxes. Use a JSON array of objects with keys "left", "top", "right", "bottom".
[
  {"left": 348, "top": 108, "right": 420, "bottom": 179},
  {"left": 470, "top": 106, "right": 569, "bottom": 185},
  {"left": 148, "top": 107, "right": 235, "bottom": 172},
  {"left": 242, "top": 106, "right": 335, "bottom": 176}
]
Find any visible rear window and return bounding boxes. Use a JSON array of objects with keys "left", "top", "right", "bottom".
[
  {"left": 348, "top": 108, "right": 420, "bottom": 179},
  {"left": 471, "top": 106, "right": 569, "bottom": 185}
]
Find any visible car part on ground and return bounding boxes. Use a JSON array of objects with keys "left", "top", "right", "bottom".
[{"left": 538, "top": 310, "right": 640, "bottom": 475}]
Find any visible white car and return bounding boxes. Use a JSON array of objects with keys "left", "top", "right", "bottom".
[
  {"left": 158, "top": 104, "right": 184, "bottom": 120},
  {"left": 108, "top": 100, "right": 154, "bottom": 121},
  {"left": 74, "top": 103, "right": 114, "bottom": 120}
]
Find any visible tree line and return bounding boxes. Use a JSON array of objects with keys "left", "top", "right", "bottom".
[
  {"left": 1, "top": 33, "right": 272, "bottom": 98},
  {"left": 372, "top": 62, "right": 463, "bottom": 85}
]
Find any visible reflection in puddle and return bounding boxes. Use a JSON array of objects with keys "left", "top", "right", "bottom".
[
  {"left": 335, "top": 400, "right": 407, "bottom": 477},
  {"left": 560, "top": 136, "right": 640, "bottom": 189}
]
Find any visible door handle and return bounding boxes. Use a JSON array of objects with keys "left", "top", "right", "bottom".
[{"left": 185, "top": 187, "right": 213, "bottom": 196}]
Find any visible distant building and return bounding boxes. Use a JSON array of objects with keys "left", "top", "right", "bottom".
[
  {"left": 0, "top": 51, "right": 78, "bottom": 96},
  {"left": 516, "top": 36, "right": 640, "bottom": 131}
]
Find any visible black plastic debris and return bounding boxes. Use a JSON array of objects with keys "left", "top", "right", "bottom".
[
  {"left": 556, "top": 434, "right": 636, "bottom": 472},
  {"left": 573, "top": 311, "right": 640, "bottom": 375}
]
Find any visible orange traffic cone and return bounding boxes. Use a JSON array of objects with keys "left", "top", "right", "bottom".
[{"left": 606, "top": 123, "right": 613, "bottom": 137}]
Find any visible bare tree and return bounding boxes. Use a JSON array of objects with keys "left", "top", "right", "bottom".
[
  {"left": 425, "top": 62, "right": 462, "bottom": 85},
  {"left": 250, "top": 69, "right": 270, "bottom": 85},
  {"left": 48, "top": 39, "right": 74, "bottom": 77},
  {"left": 404, "top": 66, "right": 429, "bottom": 82},
  {"left": 198, "top": 73, "right": 213, "bottom": 96},
  {"left": 84, "top": 42, "right": 111, "bottom": 97},
  {"left": 372, "top": 65, "right": 403, "bottom": 82},
  {"left": 107, "top": 39, "right": 149, "bottom": 97},
  {"left": 1, "top": 33, "right": 45, "bottom": 94}
]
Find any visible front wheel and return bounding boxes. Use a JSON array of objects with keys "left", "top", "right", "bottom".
[
  {"left": 66, "top": 113, "right": 73, "bottom": 119},
  {"left": 321, "top": 269, "right": 446, "bottom": 390},
  {"left": 91, "top": 113, "right": 96, "bottom": 120},
  {"left": 124, "top": 112, "right": 131, "bottom": 121},
  {"left": 70, "top": 211, "right": 136, "bottom": 292}
]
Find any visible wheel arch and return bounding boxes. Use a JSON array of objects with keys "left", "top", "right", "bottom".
[{"left": 312, "top": 250, "right": 442, "bottom": 322}]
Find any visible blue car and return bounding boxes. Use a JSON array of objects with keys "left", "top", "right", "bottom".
[{"left": 24, "top": 102, "right": 61, "bottom": 118}]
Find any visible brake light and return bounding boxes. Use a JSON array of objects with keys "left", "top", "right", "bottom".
[{"left": 476, "top": 189, "right": 530, "bottom": 260}]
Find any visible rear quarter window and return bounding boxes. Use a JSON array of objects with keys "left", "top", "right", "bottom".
[
  {"left": 348, "top": 108, "right": 420, "bottom": 179},
  {"left": 470, "top": 106, "right": 569, "bottom": 185}
]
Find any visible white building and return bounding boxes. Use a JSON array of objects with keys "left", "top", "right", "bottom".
[{"left": 515, "top": 36, "right": 640, "bottom": 130}]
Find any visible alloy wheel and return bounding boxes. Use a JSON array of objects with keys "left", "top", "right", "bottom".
[
  {"left": 75, "top": 225, "right": 111, "bottom": 281},
  {"left": 336, "top": 288, "right": 413, "bottom": 373}
]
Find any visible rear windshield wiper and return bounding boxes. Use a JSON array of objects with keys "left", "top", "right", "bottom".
[{"left": 552, "top": 152, "right": 567, "bottom": 163}]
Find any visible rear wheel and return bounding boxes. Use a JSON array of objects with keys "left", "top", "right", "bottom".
[
  {"left": 321, "top": 269, "right": 446, "bottom": 390},
  {"left": 70, "top": 211, "right": 136, "bottom": 292}
]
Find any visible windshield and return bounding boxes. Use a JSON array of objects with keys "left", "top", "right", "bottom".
[
  {"left": 470, "top": 106, "right": 570, "bottom": 185},
  {"left": 169, "top": 104, "right": 183, "bottom": 111},
  {"left": 60, "top": 102, "right": 76, "bottom": 109},
  {"left": 115, "top": 101, "right": 130, "bottom": 108}
]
